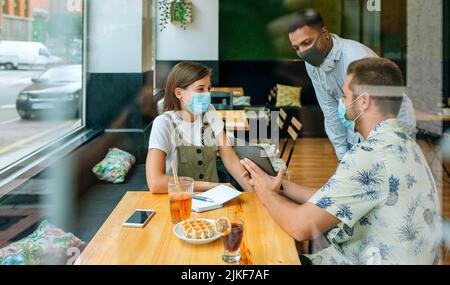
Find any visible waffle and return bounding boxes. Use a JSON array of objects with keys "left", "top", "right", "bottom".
[{"left": 181, "top": 219, "right": 216, "bottom": 240}]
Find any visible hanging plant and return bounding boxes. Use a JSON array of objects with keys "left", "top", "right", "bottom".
[
  {"left": 159, "top": 0, "right": 192, "bottom": 32},
  {"left": 158, "top": 0, "right": 171, "bottom": 32}
]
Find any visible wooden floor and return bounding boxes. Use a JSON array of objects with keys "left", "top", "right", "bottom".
[
  {"left": 287, "top": 138, "right": 449, "bottom": 264},
  {"left": 287, "top": 138, "right": 339, "bottom": 189}
]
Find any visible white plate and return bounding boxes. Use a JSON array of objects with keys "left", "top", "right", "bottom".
[{"left": 173, "top": 219, "right": 221, "bottom": 245}]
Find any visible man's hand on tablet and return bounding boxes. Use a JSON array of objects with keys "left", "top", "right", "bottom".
[{"left": 240, "top": 158, "right": 286, "bottom": 204}]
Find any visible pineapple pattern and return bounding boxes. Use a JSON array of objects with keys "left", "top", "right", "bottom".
[
  {"left": 385, "top": 175, "right": 400, "bottom": 206},
  {"left": 306, "top": 119, "right": 442, "bottom": 265}
]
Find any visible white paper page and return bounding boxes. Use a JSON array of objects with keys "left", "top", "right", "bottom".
[{"left": 196, "top": 185, "right": 242, "bottom": 204}]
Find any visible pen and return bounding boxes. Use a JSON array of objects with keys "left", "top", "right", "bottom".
[{"left": 193, "top": 196, "right": 215, "bottom": 203}]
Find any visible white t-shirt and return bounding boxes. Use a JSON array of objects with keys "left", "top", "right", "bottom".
[{"left": 148, "top": 105, "right": 225, "bottom": 175}]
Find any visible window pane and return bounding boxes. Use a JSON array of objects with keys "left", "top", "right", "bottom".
[
  {"left": 219, "top": 0, "right": 405, "bottom": 61},
  {"left": 0, "top": 0, "right": 84, "bottom": 171},
  {"left": 24, "top": 0, "right": 29, "bottom": 17},
  {"left": 13, "top": 0, "right": 17, "bottom": 15}
]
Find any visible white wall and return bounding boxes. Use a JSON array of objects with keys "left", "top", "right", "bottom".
[
  {"left": 156, "top": 0, "right": 219, "bottom": 61},
  {"left": 87, "top": 0, "right": 153, "bottom": 73},
  {"left": 407, "top": 0, "right": 443, "bottom": 134}
]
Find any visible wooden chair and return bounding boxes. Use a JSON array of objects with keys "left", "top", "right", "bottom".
[
  {"left": 265, "top": 115, "right": 302, "bottom": 179},
  {"left": 246, "top": 108, "right": 296, "bottom": 172},
  {"left": 250, "top": 108, "right": 290, "bottom": 146},
  {"left": 281, "top": 116, "right": 303, "bottom": 168},
  {"left": 267, "top": 86, "right": 278, "bottom": 109},
  {"left": 276, "top": 108, "right": 290, "bottom": 152}
]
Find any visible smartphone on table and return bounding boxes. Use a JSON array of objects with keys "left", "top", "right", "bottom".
[{"left": 123, "top": 209, "right": 156, "bottom": 228}]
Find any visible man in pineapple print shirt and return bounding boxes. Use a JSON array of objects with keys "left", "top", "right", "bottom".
[{"left": 240, "top": 57, "right": 442, "bottom": 265}]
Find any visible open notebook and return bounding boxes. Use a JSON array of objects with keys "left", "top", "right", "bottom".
[{"left": 191, "top": 185, "right": 242, "bottom": 213}]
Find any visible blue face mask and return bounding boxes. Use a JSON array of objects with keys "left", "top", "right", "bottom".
[
  {"left": 186, "top": 92, "right": 211, "bottom": 115},
  {"left": 338, "top": 95, "right": 364, "bottom": 132}
]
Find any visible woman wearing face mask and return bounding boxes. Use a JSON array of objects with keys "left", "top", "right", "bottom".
[{"left": 146, "top": 62, "right": 253, "bottom": 193}]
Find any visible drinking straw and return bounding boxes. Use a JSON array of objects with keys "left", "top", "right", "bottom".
[{"left": 171, "top": 161, "right": 180, "bottom": 190}]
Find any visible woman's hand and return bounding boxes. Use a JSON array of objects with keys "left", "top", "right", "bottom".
[{"left": 240, "top": 158, "right": 286, "bottom": 204}]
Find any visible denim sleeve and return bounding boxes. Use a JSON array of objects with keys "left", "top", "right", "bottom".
[{"left": 307, "top": 67, "right": 349, "bottom": 160}]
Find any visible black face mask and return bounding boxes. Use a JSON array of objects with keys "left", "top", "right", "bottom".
[{"left": 297, "top": 32, "right": 329, "bottom": 67}]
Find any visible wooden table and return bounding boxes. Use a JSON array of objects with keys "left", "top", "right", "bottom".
[
  {"left": 75, "top": 192, "right": 300, "bottom": 265},
  {"left": 416, "top": 110, "right": 450, "bottom": 122},
  {"left": 217, "top": 110, "right": 249, "bottom": 132},
  {"left": 211, "top": 87, "right": 244, "bottom": 97}
]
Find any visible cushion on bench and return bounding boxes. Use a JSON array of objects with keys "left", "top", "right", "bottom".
[{"left": 0, "top": 220, "right": 85, "bottom": 265}]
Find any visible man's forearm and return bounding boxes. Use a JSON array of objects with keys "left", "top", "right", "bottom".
[
  {"left": 281, "top": 180, "right": 318, "bottom": 204},
  {"left": 259, "top": 191, "right": 310, "bottom": 241}
]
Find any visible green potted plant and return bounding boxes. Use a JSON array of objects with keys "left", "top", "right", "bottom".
[{"left": 159, "top": 0, "right": 192, "bottom": 32}]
